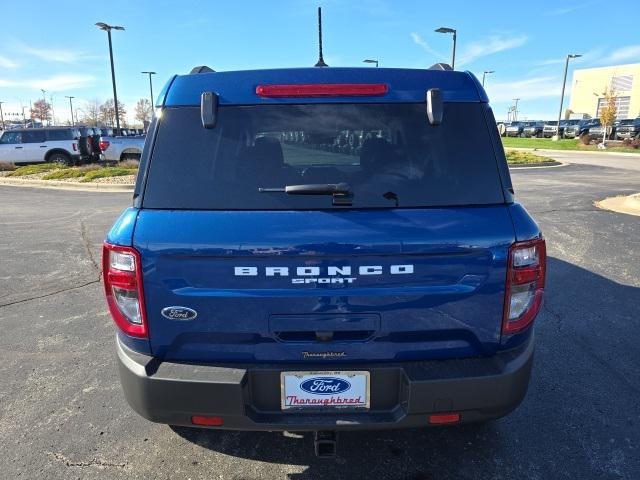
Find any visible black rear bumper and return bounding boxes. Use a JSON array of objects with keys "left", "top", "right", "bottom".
[{"left": 117, "top": 335, "right": 534, "bottom": 431}]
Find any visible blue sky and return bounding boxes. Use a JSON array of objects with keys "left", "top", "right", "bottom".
[{"left": 1, "top": 0, "right": 639, "bottom": 123}]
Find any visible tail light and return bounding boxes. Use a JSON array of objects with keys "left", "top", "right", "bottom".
[
  {"left": 72, "top": 142, "right": 77, "bottom": 151},
  {"left": 99, "top": 140, "right": 110, "bottom": 151},
  {"left": 503, "top": 238, "right": 546, "bottom": 334},
  {"left": 102, "top": 243, "right": 147, "bottom": 338}
]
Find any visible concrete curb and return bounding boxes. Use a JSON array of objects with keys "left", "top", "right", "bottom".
[
  {"left": 0, "top": 176, "right": 134, "bottom": 192},
  {"left": 505, "top": 147, "right": 640, "bottom": 157},
  {"left": 596, "top": 193, "right": 640, "bottom": 217},
  {"left": 508, "top": 161, "right": 566, "bottom": 170}
]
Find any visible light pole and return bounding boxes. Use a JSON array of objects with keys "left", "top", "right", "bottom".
[
  {"left": 556, "top": 53, "right": 582, "bottom": 139},
  {"left": 435, "top": 27, "right": 456, "bottom": 69},
  {"left": 482, "top": 70, "right": 494, "bottom": 87},
  {"left": 363, "top": 59, "right": 379, "bottom": 68},
  {"left": 40, "top": 89, "right": 47, "bottom": 125},
  {"left": 0, "top": 101, "right": 4, "bottom": 129},
  {"left": 141, "top": 71, "right": 156, "bottom": 108},
  {"left": 50, "top": 95, "right": 55, "bottom": 125},
  {"left": 96, "top": 22, "right": 125, "bottom": 130},
  {"left": 65, "top": 96, "right": 75, "bottom": 125},
  {"left": 513, "top": 98, "right": 520, "bottom": 121}
]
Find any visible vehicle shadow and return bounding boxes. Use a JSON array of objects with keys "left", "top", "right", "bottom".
[{"left": 170, "top": 256, "right": 640, "bottom": 479}]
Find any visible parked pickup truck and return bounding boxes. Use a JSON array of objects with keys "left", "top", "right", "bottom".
[
  {"left": 522, "top": 121, "right": 544, "bottom": 138},
  {"left": 99, "top": 134, "right": 145, "bottom": 162},
  {"left": 615, "top": 117, "right": 640, "bottom": 140},
  {"left": 104, "top": 65, "right": 545, "bottom": 458},
  {"left": 542, "top": 120, "right": 560, "bottom": 138},
  {"left": 505, "top": 121, "right": 524, "bottom": 137},
  {"left": 588, "top": 121, "right": 617, "bottom": 141},
  {"left": 564, "top": 119, "right": 598, "bottom": 139}
]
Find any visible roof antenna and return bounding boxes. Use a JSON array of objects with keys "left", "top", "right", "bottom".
[{"left": 314, "top": 7, "right": 328, "bottom": 67}]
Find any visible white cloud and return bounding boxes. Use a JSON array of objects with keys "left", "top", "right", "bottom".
[
  {"left": 410, "top": 32, "right": 446, "bottom": 60},
  {"left": 14, "top": 42, "right": 88, "bottom": 63},
  {"left": 546, "top": 1, "right": 598, "bottom": 15},
  {"left": 485, "top": 76, "right": 561, "bottom": 103},
  {"left": 457, "top": 35, "right": 528, "bottom": 66},
  {"left": 0, "top": 55, "right": 18, "bottom": 68},
  {"left": 533, "top": 57, "right": 565, "bottom": 67},
  {"left": 607, "top": 45, "right": 640, "bottom": 64},
  {"left": 0, "top": 74, "right": 95, "bottom": 91},
  {"left": 28, "top": 74, "right": 95, "bottom": 91}
]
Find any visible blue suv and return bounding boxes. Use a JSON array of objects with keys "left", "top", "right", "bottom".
[{"left": 103, "top": 65, "right": 546, "bottom": 455}]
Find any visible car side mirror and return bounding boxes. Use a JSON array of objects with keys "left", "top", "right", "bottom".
[{"left": 426, "top": 88, "right": 443, "bottom": 126}]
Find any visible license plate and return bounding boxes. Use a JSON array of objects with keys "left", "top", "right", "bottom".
[{"left": 281, "top": 371, "right": 370, "bottom": 410}]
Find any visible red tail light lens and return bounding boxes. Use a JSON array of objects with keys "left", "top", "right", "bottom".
[
  {"left": 256, "top": 83, "right": 388, "bottom": 98},
  {"left": 99, "top": 140, "right": 110, "bottom": 151},
  {"left": 503, "top": 238, "right": 546, "bottom": 334},
  {"left": 102, "top": 243, "right": 147, "bottom": 338}
]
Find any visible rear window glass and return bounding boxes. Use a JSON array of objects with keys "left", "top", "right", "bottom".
[{"left": 142, "top": 103, "right": 505, "bottom": 210}]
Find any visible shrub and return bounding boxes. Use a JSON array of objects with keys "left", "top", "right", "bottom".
[
  {"left": 0, "top": 161, "right": 16, "bottom": 172},
  {"left": 7, "top": 163, "right": 64, "bottom": 176},
  {"left": 42, "top": 168, "right": 87, "bottom": 180},
  {"left": 579, "top": 134, "right": 591, "bottom": 145},
  {"left": 81, "top": 167, "right": 137, "bottom": 182}
]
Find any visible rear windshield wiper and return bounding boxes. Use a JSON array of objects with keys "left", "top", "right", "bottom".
[{"left": 259, "top": 183, "right": 353, "bottom": 205}]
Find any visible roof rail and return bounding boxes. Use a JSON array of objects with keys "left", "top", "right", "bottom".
[
  {"left": 428, "top": 63, "right": 453, "bottom": 71},
  {"left": 189, "top": 65, "right": 215, "bottom": 74}
]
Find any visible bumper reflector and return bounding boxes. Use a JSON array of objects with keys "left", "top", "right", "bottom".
[
  {"left": 191, "top": 415, "right": 224, "bottom": 426},
  {"left": 428, "top": 413, "right": 461, "bottom": 425}
]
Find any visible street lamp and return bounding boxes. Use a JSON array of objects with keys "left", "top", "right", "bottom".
[
  {"left": 435, "top": 27, "right": 457, "bottom": 69},
  {"left": 363, "top": 59, "right": 379, "bottom": 68},
  {"left": 556, "top": 53, "right": 582, "bottom": 139},
  {"left": 0, "top": 101, "right": 4, "bottom": 129},
  {"left": 141, "top": 71, "right": 156, "bottom": 109},
  {"left": 65, "top": 96, "right": 75, "bottom": 125},
  {"left": 482, "top": 70, "right": 494, "bottom": 87},
  {"left": 96, "top": 22, "right": 125, "bottom": 130}
]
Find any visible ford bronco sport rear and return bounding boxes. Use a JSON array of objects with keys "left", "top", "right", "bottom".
[{"left": 104, "top": 66, "right": 545, "bottom": 453}]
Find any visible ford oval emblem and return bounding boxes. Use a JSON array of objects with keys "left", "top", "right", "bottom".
[
  {"left": 300, "top": 377, "right": 351, "bottom": 395},
  {"left": 161, "top": 306, "right": 197, "bottom": 320}
]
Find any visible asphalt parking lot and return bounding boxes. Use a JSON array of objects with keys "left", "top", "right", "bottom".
[{"left": 0, "top": 152, "right": 639, "bottom": 479}]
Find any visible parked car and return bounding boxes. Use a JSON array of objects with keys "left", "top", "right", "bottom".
[
  {"left": 103, "top": 65, "right": 545, "bottom": 457},
  {"left": 505, "top": 121, "right": 524, "bottom": 137},
  {"left": 563, "top": 119, "right": 596, "bottom": 139},
  {"left": 589, "top": 120, "right": 617, "bottom": 141},
  {"left": 560, "top": 119, "right": 581, "bottom": 138},
  {"left": 615, "top": 117, "right": 640, "bottom": 140},
  {"left": 542, "top": 121, "right": 560, "bottom": 138},
  {"left": 522, "top": 121, "right": 544, "bottom": 138},
  {"left": 0, "top": 127, "right": 81, "bottom": 165},
  {"left": 99, "top": 133, "right": 145, "bottom": 162}
]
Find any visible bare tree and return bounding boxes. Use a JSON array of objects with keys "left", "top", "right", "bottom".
[
  {"left": 598, "top": 89, "right": 617, "bottom": 146},
  {"left": 31, "top": 99, "right": 52, "bottom": 124},
  {"left": 81, "top": 99, "right": 101, "bottom": 126},
  {"left": 134, "top": 98, "right": 153, "bottom": 126},
  {"left": 99, "top": 99, "right": 127, "bottom": 127}
]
